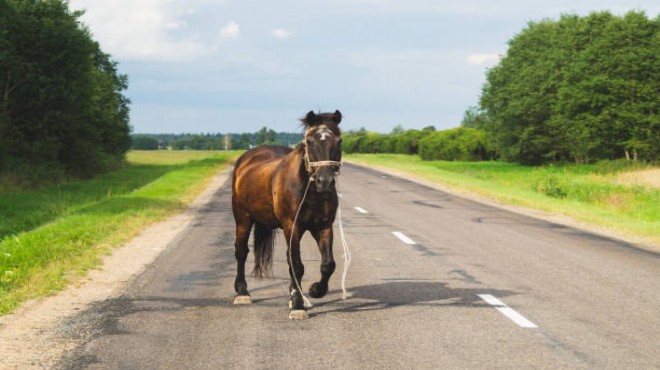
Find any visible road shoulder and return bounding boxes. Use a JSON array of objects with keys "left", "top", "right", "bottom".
[
  {"left": 344, "top": 160, "right": 659, "bottom": 254},
  {"left": 0, "top": 170, "right": 231, "bottom": 370}
]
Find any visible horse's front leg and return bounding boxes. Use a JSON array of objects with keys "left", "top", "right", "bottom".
[
  {"left": 309, "top": 227, "right": 335, "bottom": 299},
  {"left": 283, "top": 223, "right": 306, "bottom": 315}
]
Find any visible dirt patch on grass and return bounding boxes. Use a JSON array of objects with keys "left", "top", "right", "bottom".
[
  {"left": 347, "top": 160, "right": 659, "bottom": 252},
  {"left": 617, "top": 169, "right": 660, "bottom": 189}
]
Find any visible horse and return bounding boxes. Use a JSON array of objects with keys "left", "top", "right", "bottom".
[{"left": 231, "top": 110, "right": 343, "bottom": 319}]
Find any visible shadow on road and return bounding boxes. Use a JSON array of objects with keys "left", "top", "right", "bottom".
[{"left": 309, "top": 280, "right": 516, "bottom": 317}]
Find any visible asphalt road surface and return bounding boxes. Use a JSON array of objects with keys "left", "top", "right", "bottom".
[{"left": 56, "top": 164, "right": 659, "bottom": 369}]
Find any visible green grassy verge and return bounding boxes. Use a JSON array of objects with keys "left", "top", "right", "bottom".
[
  {"left": 345, "top": 154, "right": 659, "bottom": 245},
  {"left": 0, "top": 150, "right": 241, "bottom": 315}
]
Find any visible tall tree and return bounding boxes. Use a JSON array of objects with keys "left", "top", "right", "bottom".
[{"left": 0, "top": 0, "right": 131, "bottom": 180}]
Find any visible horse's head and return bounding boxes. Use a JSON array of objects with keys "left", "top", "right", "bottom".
[{"left": 301, "top": 110, "right": 343, "bottom": 193}]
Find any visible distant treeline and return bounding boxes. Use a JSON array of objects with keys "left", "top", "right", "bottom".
[
  {"left": 346, "top": 11, "right": 659, "bottom": 164},
  {"left": 343, "top": 126, "right": 496, "bottom": 162},
  {"left": 0, "top": 0, "right": 131, "bottom": 183},
  {"left": 131, "top": 127, "right": 303, "bottom": 150}
]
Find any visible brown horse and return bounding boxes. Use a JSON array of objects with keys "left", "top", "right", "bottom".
[{"left": 231, "top": 110, "right": 343, "bottom": 319}]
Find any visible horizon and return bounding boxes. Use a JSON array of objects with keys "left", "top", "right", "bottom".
[{"left": 69, "top": 1, "right": 659, "bottom": 135}]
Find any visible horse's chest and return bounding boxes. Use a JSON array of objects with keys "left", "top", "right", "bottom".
[{"left": 301, "top": 201, "right": 336, "bottom": 227}]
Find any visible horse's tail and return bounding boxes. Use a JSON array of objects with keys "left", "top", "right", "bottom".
[{"left": 252, "top": 222, "right": 275, "bottom": 278}]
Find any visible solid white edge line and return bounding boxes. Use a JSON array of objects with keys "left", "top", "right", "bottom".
[
  {"left": 392, "top": 231, "right": 416, "bottom": 245},
  {"left": 477, "top": 294, "right": 538, "bottom": 328},
  {"left": 354, "top": 206, "right": 368, "bottom": 214}
]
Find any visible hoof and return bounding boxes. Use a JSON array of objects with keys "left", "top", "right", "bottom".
[
  {"left": 233, "top": 295, "right": 252, "bottom": 305},
  {"left": 288, "top": 309, "right": 309, "bottom": 320},
  {"left": 308, "top": 282, "right": 327, "bottom": 298},
  {"left": 289, "top": 298, "right": 313, "bottom": 309}
]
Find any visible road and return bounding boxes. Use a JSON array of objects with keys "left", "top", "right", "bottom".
[{"left": 55, "top": 163, "right": 660, "bottom": 369}]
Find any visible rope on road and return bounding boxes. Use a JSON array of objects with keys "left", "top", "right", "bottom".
[{"left": 335, "top": 176, "right": 352, "bottom": 300}]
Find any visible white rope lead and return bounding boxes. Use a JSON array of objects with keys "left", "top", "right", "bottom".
[
  {"left": 335, "top": 176, "right": 352, "bottom": 300},
  {"left": 289, "top": 131, "right": 349, "bottom": 308},
  {"left": 288, "top": 168, "right": 351, "bottom": 309},
  {"left": 288, "top": 172, "right": 315, "bottom": 309}
]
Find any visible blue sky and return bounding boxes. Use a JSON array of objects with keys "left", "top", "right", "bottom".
[{"left": 68, "top": 0, "right": 658, "bottom": 134}]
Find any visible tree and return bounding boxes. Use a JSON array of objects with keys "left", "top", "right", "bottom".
[
  {"left": 132, "top": 136, "right": 159, "bottom": 150},
  {"left": 0, "top": 0, "right": 131, "bottom": 181},
  {"left": 390, "top": 124, "right": 405, "bottom": 135},
  {"left": 393, "top": 129, "right": 429, "bottom": 154},
  {"left": 479, "top": 11, "right": 658, "bottom": 164},
  {"left": 553, "top": 12, "right": 659, "bottom": 162},
  {"left": 419, "top": 127, "right": 495, "bottom": 161},
  {"left": 234, "top": 133, "right": 251, "bottom": 149},
  {"left": 255, "top": 127, "right": 278, "bottom": 145},
  {"left": 480, "top": 17, "right": 571, "bottom": 164},
  {"left": 461, "top": 106, "right": 488, "bottom": 129}
]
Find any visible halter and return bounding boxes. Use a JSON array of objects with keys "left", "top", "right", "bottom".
[{"left": 303, "top": 126, "right": 342, "bottom": 175}]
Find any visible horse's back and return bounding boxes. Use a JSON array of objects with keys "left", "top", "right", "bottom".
[
  {"left": 232, "top": 145, "right": 294, "bottom": 227},
  {"left": 234, "top": 145, "right": 292, "bottom": 172}
]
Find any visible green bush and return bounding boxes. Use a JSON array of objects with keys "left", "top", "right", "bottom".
[
  {"left": 419, "top": 127, "right": 495, "bottom": 161},
  {"left": 342, "top": 129, "right": 433, "bottom": 155},
  {"left": 342, "top": 135, "right": 362, "bottom": 154},
  {"left": 358, "top": 133, "right": 388, "bottom": 153},
  {"left": 532, "top": 172, "right": 568, "bottom": 198},
  {"left": 393, "top": 130, "right": 429, "bottom": 154}
]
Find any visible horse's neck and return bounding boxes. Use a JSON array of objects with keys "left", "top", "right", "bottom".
[{"left": 285, "top": 145, "right": 308, "bottom": 184}]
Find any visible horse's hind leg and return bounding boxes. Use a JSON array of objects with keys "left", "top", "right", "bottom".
[
  {"left": 234, "top": 213, "right": 253, "bottom": 304},
  {"left": 309, "top": 227, "right": 335, "bottom": 299}
]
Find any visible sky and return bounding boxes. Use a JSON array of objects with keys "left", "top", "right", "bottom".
[{"left": 68, "top": 0, "right": 658, "bottom": 134}]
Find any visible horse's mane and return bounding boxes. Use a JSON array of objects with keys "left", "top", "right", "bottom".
[{"left": 300, "top": 110, "right": 342, "bottom": 135}]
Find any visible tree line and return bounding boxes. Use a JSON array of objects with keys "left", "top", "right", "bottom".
[
  {"left": 131, "top": 128, "right": 303, "bottom": 150},
  {"left": 2, "top": 7, "right": 655, "bottom": 192},
  {"left": 346, "top": 11, "right": 658, "bottom": 165},
  {"left": 0, "top": 0, "right": 131, "bottom": 183},
  {"left": 342, "top": 126, "right": 496, "bottom": 161}
]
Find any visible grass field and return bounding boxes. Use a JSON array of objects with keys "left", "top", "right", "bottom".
[
  {"left": 0, "top": 150, "right": 240, "bottom": 315},
  {"left": 345, "top": 154, "right": 659, "bottom": 246}
]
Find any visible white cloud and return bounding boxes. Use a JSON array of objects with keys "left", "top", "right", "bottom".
[
  {"left": 272, "top": 28, "right": 292, "bottom": 39},
  {"left": 219, "top": 21, "right": 240, "bottom": 40},
  {"left": 467, "top": 53, "right": 500, "bottom": 65},
  {"left": 69, "top": 0, "right": 215, "bottom": 62}
]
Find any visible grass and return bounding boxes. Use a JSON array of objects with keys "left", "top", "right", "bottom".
[
  {"left": 345, "top": 154, "right": 659, "bottom": 245},
  {"left": 0, "top": 150, "right": 241, "bottom": 315}
]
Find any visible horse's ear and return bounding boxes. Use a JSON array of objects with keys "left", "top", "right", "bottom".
[
  {"left": 302, "top": 110, "right": 319, "bottom": 127},
  {"left": 332, "top": 110, "right": 342, "bottom": 124}
]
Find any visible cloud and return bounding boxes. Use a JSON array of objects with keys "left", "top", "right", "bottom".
[
  {"left": 272, "top": 28, "right": 292, "bottom": 39},
  {"left": 467, "top": 53, "right": 500, "bottom": 65},
  {"left": 219, "top": 21, "right": 240, "bottom": 40},
  {"left": 69, "top": 0, "right": 213, "bottom": 62}
]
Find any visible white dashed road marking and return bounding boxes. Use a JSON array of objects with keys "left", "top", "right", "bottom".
[
  {"left": 478, "top": 294, "right": 538, "bottom": 328},
  {"left": 354, "top": 207, "right": 368, "bottom": 214},
  {"left": 392, "top": 231, "right": 416, "bottom": 245}
]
